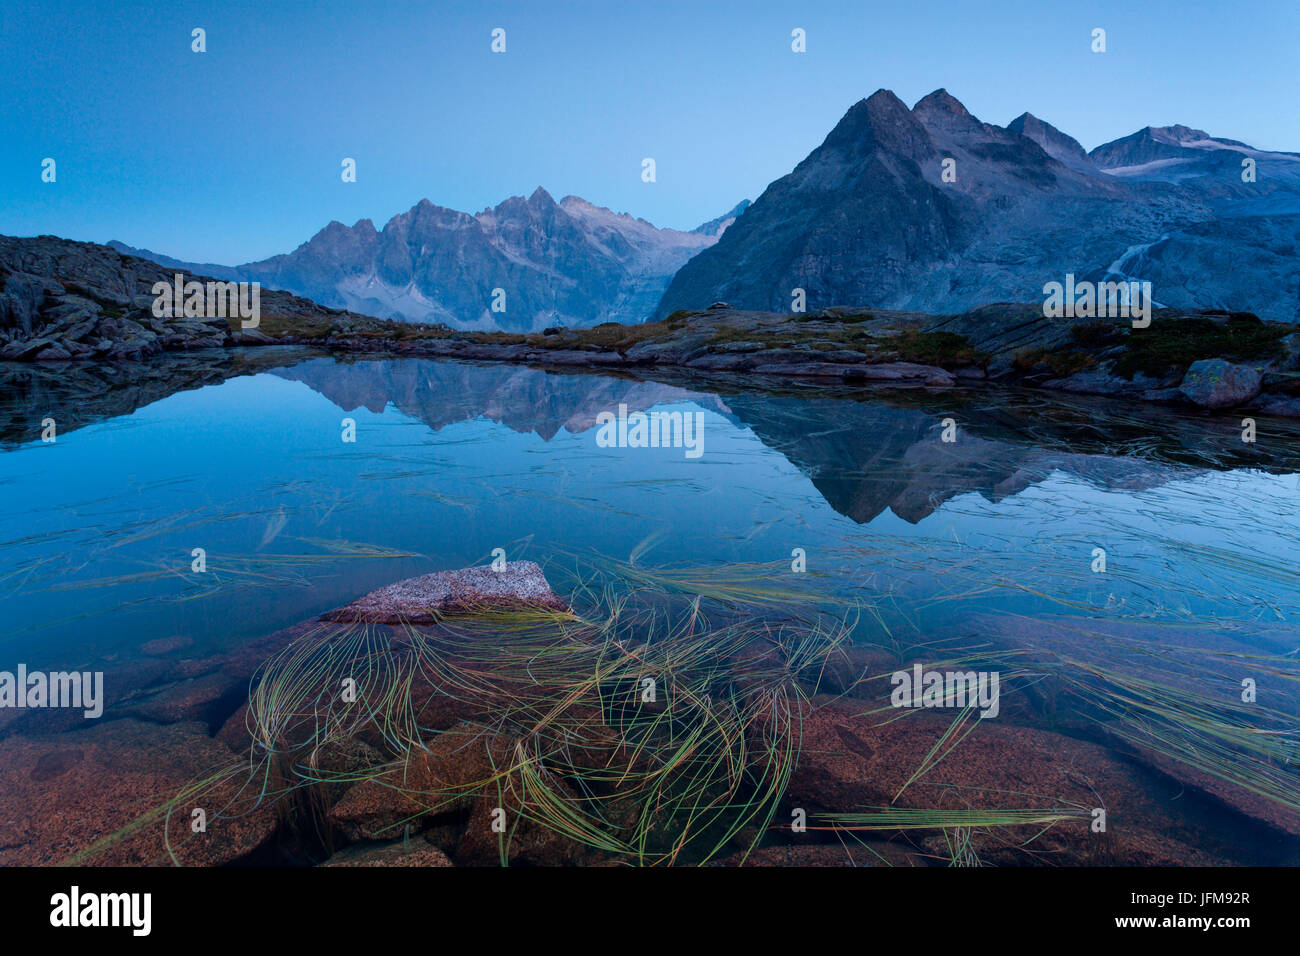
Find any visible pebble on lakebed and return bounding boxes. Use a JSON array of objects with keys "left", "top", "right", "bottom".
[{"left": 322, "top": 560, "right": 570, "bottom": 624}]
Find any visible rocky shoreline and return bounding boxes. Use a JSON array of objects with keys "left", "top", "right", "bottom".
[{"left": 4, "top": 234, "right": 1300, "bottom": 418}]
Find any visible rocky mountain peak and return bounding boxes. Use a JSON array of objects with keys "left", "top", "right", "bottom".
[
  {"left": 1149, "top": 124, "right": 1212, "bottom": 145},
  {"left": 821, "top": 88, "right": 931, "bottom": 159},
  {"left": 1007, "top": 112, "right": 1096, "bottom": 172},
  {"left": 655, "top": 88, "right": 1300, "bottom": 324},
  {"left": 527, "top": 186, "right": 556, "bottom": 207},
  {"left": 913, "top": 88, "right": 973, "bottom": 120}
]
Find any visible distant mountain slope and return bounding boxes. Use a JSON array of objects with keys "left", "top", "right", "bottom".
[
  {"left": 654, "top": 89, "right": 1300, "bottom": 324},
  {"left": 690, "top": 200, "right": 752, "bottom": 236},
  {"left": 112, "top": 193, "right": 747, "bottom": 333},
  {"left": 1006, "top": 112, "right": 1096, "bottom": 173},
  {"left": 105, "top": 241, "right": 244, "bottom": 282}
]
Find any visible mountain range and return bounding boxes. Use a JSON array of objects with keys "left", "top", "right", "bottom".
[
  {"left": 109, "top": 89, "right": 1300, "bottom": 328},
  {"left": 656, "top": 89, "right": 1300, "bottom": 323},
  {"left": 110, "top": 195, "right": 749, "bottom": 333}
]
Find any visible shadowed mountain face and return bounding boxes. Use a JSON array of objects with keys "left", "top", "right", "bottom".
[
  {"left": 655, "top": 89, "right": 1300, "bottom": 323},
  {"left": 1007, "top": 112, "right": 1096, "bottom": 173},
  {"left": 111, "top": 195, "right": 748, "bottom": 333}
]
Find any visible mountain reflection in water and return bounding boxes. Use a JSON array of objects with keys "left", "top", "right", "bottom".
[{"left": 0, "top": 350, "right": 1297, "bottom": 667}]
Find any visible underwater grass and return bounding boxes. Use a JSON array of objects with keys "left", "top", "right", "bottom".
[
  {"left": 123, "top": 557, "right": 862, "bottom": 867},
  {"left": 56, "top": 527, "right": 1300, "bottom": 867}
]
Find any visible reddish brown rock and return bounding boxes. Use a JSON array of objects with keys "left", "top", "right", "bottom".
[
  {"left": 1100, "top": 730, "right": 1300, "bottom": 839},
  {"left": 320, "top": 839, "right": 454, "bottom": 867},
  {"left": 215, "top": 702, "right": 254, "bottom": 754},
  {"left": 323, "top": 561, "right": 569, "bottom": 624},
  {"left": 140, "top": 635, "right": 195, "bottom": 657},
  {"left": 117, "top": 670, "right": 245, "bottom": 727},
  {"left": 783, "top": 697, "right": 1235, "bottom": 865},
  {"left": 454, "top": 785, "right": 591, "bottom": 867},
  {"left": 0, "top": 719, "right": 277, "bottom": 865},
  {"left": 711, "top": 842, "right": 926, "bottom": 867},
  {"left": 327, "top": 722, "right": 517, "bottom": 842}
]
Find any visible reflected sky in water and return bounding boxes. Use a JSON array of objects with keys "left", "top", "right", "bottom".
[{"left": 1, "top": 355, "right": 1298, "bottom": 668}]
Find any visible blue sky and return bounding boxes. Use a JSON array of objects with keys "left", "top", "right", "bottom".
[{"left": 2, "top": 0, "right": 1296, "bottom": 263}]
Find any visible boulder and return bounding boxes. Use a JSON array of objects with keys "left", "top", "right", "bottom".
[
  {"left": 1, "top": 338, "right": 55, "bottom": 361},
  {"left": 1178, "top": 359, "right": 1263, "bottom": 409},
  {"left": 117, "top": 670, "right": 246, "bottom": 729},
  {"left": 454, "top": 778, "right": 591, "bottom": 867},
  {"left": 33, "top": 344, "right": 72, "bottom": 362},
  {"left": 324, "top": 561, "right": 568, "bottom": 624},
  {"left": 326, "top": 722, "right": 516, "bottom": 841}
]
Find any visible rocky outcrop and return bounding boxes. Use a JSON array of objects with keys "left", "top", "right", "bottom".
[
  {"left": 324, "top": 719, "right": 591, "bottom": 866},
  {"left": 0, "top": 235, "right": 377, "bottom": 362},
  {"left": 326, "top": 722, "right": 516, "bottom": 842},
  {"left": 1007, "top": 112, "right": 1097, "bottom": 173}
]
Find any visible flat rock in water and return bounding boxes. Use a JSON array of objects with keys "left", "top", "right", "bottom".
[{"left": 324, "top": 561, "right": 568, "bottom": 624}]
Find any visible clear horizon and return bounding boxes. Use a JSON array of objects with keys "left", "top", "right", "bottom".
[{"left": 2, "top": 0, "right": 1297, "bottom": 263}]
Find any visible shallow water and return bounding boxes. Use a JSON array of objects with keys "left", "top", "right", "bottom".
[
  {"left": 1, "top": 351, "right": 1298, "bottom": 863},
  {"left": 3, "top": 352, "right": 1298, "bottom": 658}
]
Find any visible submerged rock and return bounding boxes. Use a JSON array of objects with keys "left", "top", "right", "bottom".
[
  {"left": 324, "top": 560, "right": 568, "bottom": 624},
  {"left": 326, "top": 721, "right": 517, "bottom": 842},
  {"left": 709, "top": 843, "right": 925, "bottom": 867},
  {"left": 0, "top": 719, "right": 276, "bottom": 865},
  {"left": 320, "top": 838, "right": 454, "bottom": 867},
  {"left": 782, "top": 698, "right": 1241, "bottom": 865},
  {"left": 326, "top": 719, "right": 599, "bottom": 865}
]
